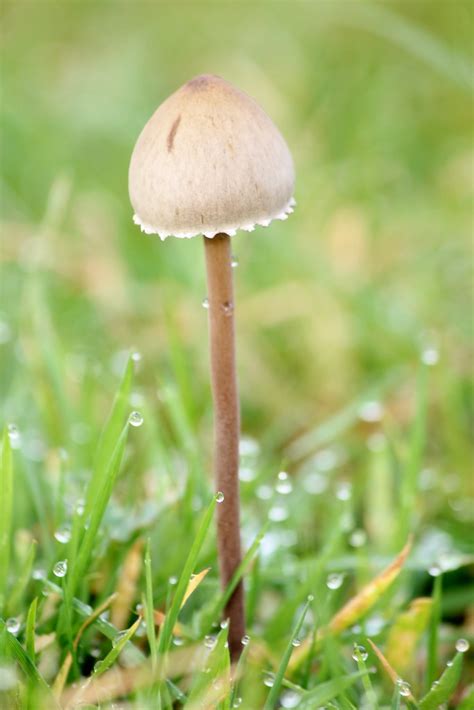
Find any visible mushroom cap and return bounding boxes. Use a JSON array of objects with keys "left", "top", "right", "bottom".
[{"left": 129, "top": 74, "right": 295, "bottom": 239}]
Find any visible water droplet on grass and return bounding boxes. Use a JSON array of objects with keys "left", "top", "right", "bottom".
[
  {"left": 239, "top": 466, "right": 256, "bottom": 482},
  {"left": 220, "top": 619, "right": 229, "bottom": 629},
  {"left": 7, "top": 424, "right": 20, "bottom": 448},
  {"left": 336, "top": 482, "right": 352, "bottom": 501},
  {"left": 268, "top": 505, "right": 288, "bottom": 522},
  {"left": 349, "top": 529, "right": 367, "bottom": 548},
  {"left": 32, "top": 568, "right": 45, "bottom": 581},
  {"left": 326, "top": 573, "right": 344, "bottom": 590},
  {"left": 168, "top": 576, "right": 178, "bottom": 586},
  {"left": 352, "top": 644, "right": 369, "bottom": 662},
  {"left": 202, "top": 297, "right": 209, "bottom": 309},
  {"left": 5, "top": 618, "right": 20, "bottom": 635},
  {"left": 231, "top": 255, "right": 239, "bottom": 268},
  {"left": 396, "top": 678, "right": 411, "bottom": 697},
  {"left": 256, "top": 484, "right": 272, "bottom": 500},
  {"left": 128, "top": 411, "right": 144, "bottom": 427},
  {"left": 241, "top": 634, "right": 250, "bottom": 646},
  {"left": 280, "top": 690, "right": 301, "bottom": 708},
  {"left": 204, "top": 635, "right": 216, "bottom": 649},
  {"left": 215, "top": 491, "right": 225, "bottom": 503},
  {"left": 54, "top": 526, "right": 71, "bottom": 544},
  {"left": 263, "top": 673, "right": 275, "bottom": 687},
  {"left": 53, "top": 560, "right": 68, "bottom": 578},
  {"left": 429, "top": 563, "right": 442, "bottom": 577},
  {"left": 421, "top": 347, "right": 439, "bottom": 366},
  {"left": 456, "top": 638, "right": 469, "bottom": 653},
  {"left": 131, "top": 351, "right": 142, "bottom": 363},
  {"left": 276, "top": 471, "right": 293, "bottom": 495},
  {"left": 358, "top": 400, "right": 384, "bottom": 423},
  {"left": 291, "top": 638, "right": 301, "bottom": 647},
  {"left": 173, "top": 636, "right": 184, "bottom": 646},
  {"left": 112, "top": 630, "right": 128, "bottom": 647},
  {"left": 232, "top": 698, "right": 242, "bottom": 708}
]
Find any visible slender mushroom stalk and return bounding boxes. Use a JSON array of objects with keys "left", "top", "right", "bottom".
[
  {"left": 128, "top": 74, "right": 295, "bottom": 661},
  {"left": 204, "top": 233, "right": 244, "bottom": 656}
]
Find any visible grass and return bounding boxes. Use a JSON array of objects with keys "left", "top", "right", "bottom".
[{"left": 0, "top": 0, "right": 473, "bottom": 707}]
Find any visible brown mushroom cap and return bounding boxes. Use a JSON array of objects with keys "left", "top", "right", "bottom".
[{"left": 129, "top": 74, "right": 295, "bottom": 239}]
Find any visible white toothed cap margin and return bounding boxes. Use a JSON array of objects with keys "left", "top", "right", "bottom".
[
  {"left": 129, "top": 74, "right": 295, "bottom": 240},
  {"left": 132, "top": 197, "right": 296, "bottom": 241}
]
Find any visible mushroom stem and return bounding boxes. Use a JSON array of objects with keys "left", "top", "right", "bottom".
[{"left": 204, "top": 232, "right": 245, "bottom": 659}]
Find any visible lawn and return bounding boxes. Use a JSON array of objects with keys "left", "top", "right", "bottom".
[{"left": 0, "top": 1, "right": 473, "bottom": 708}]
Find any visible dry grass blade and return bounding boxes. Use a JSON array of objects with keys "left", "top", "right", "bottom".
[
  {"left": 367, "top": 638, "right": 416, "bottom": 702},
  {"left": 385, "top": 597, "right": 432, "bottom": 677},
  {"left": 111, "top": 538, "right": 144, "bottom": 629},
  {"left": 181, "top": 567, "right": 210, "bottom": 608},
  {"left": 328, "top": 536, "right": 413, "bottom": 634},
  {"left": 62, "top": 645, "right": 201, "bottom": 707}
]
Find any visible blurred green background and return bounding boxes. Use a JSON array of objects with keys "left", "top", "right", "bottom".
[{"left": 0, "top": 0, "right": 473, "bottom": 701}]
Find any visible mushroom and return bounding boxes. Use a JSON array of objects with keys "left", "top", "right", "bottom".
[{"left": 129, "top": 74, "right": 295, "bottom": 658}]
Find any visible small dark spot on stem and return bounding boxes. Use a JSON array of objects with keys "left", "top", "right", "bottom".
[{"left": 167, "top": 115, "right": 181, "bottom": 152}]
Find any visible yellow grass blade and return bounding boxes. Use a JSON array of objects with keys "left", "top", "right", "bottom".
[
  {"left": 385, "top": 597, "right": 432, "bottom": 677},
  {"left": 110, "top": 538, "right": 144, "bottom": 629}
]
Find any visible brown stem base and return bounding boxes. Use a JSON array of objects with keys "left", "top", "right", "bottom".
[{"left": 204, "top": 233, "right": 245, "bottom": 660}]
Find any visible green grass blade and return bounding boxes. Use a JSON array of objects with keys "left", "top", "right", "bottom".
[
  {"left": 419, "top": 651, "right": 464, "bottom": 710},
  {"left": 458, "top": 684, "right": 474, "bottom": 710},
  {"left": 263, "top": 596, "right": 311, "bottom": 710},
  {"left": 426, "top": 574, "right": 442, "bottom": 690},
  {"left": 0, "top": 621, "right": 54, "bottom": 701},
  {"left": 85, "top": 355, "right": 133, "bottom": 516},
  {"left": 200, "top": 524, "right": 267, "bottom": 634},
  {"left": 299, "top": 670, "right": 371, "bottom": 709},
  {"left": 25, "top": 597, "right": 38, "bottom": 661},
  {"left": 7, "top": 540, "right": 37, "bottom": 616},
  {"left": 353, "top": 643, "right": 378, "bottom": 708},
  {"left": 0, "top": 428, "right": 13, "bottom": 613},
  {"left": 144, "top": 539, "right": 158, "bottom": 668},
  {"left": 93, "top": 615, "right": 141, "bottom": 677},
  {"left": 157, "top": 494, "right": 217, "bottom": 656},
  {"left": 68, "top": 423, "right": 129, "bottom": 597}
]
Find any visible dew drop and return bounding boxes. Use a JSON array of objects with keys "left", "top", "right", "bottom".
[
  {"left": 233, "top": 698, "right": 242, "bottom": 708},
  {"left": 326, "top": 573, "right": 345, "bottom": 590},
  {"left": 128, "top": 411, "right": 144, "bottom": 427},
  {"left": 131, "top": 351, "right": 142, "bottom": 363},
  {"left": 112, "top": 630, "right": 128, "bottom": 647},
  {"left": 75, "top": 499, "right": 85, "bottom": 516},
  {"left": 421, "top": 347, "right": 439, "bottom": 366},
  {"left": 231, "top": 255, "right": 239, "bottom": 268},
  {"left": 53, "top": 559, "right": 68, "bottom": 578},
  {"left": 336, "top": 482, "right": 352, "bottom": 501},
  {"left": 358, "top": 400, "right": 384, "bottom": 423},
  {"left": 307, "top": 594, "right": 314, "bottom": 602},
  {"left": 280, "top": 690, "right": 301, "bottom": 708},
  {"left": 431, "top": 681, "right": 440, "bottom": 690},
  {"left": 268, "top": 505, "right": 289, "bottom": 522},
  {"left": 7, "top": 424, "right": 20, "bottom": 448},
  {"left": 455, "top": 638, "right": 469, "bottom": 653},
  {"left": 220, "top": 619, "right": 229, "bottom": 629},
  {"left": 241, "top": 634, "right": 250, "bottom": 646},
  {"left": 239, "top": 466, "right": 257, "bottom": 482},
  {"left": 396, "top": 678, "right": 411, "bottom": 697},
  {"left": 446, "top": 659, "right": 453, "bottom": 667},
  {"left": 173, "top": 636, "right": 185, "bottom": 646},
  {"left": 54, "top": 526, "right": 71, "bottom": 544},
  {"left": 428, "top": 563, "right": 442, "bottom": 577},
  {"left": 256, "top": 484, "right": 273, "bottom": 500},
  {"left": 275, "top": 471, "right": 293, "bottom": 495},
  {"left": 349, "top": 529, "right": 367, "bottom": 548},
  {"left": 291, "top": 638, "right": 301, "bottom": 647},
  {"left": 221, "top": 301, "right": 234, "bottom": 316},
  {"left": 32, "top": 568, "right": 46, "bottom": 581},
  {"left": 202, "top": 297, "right": 209, "bottom": 309},
  {"left": 204, "top": 635, "right": 216, "bottom": 649},
  {"left": 168, "top": 576, "right": 178, "bottom": 586},
  {"left": 263, "top": 673, "right": 275, "bottom": 687},
  {"left": 5, "top": 618, "right": 20, "bottom": 635},
  {"left": 215, "top": 491, "right": 225, "bottom": 503},
  {"left": 352, "top": 644, "right": 369, "bottom": 662}
]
